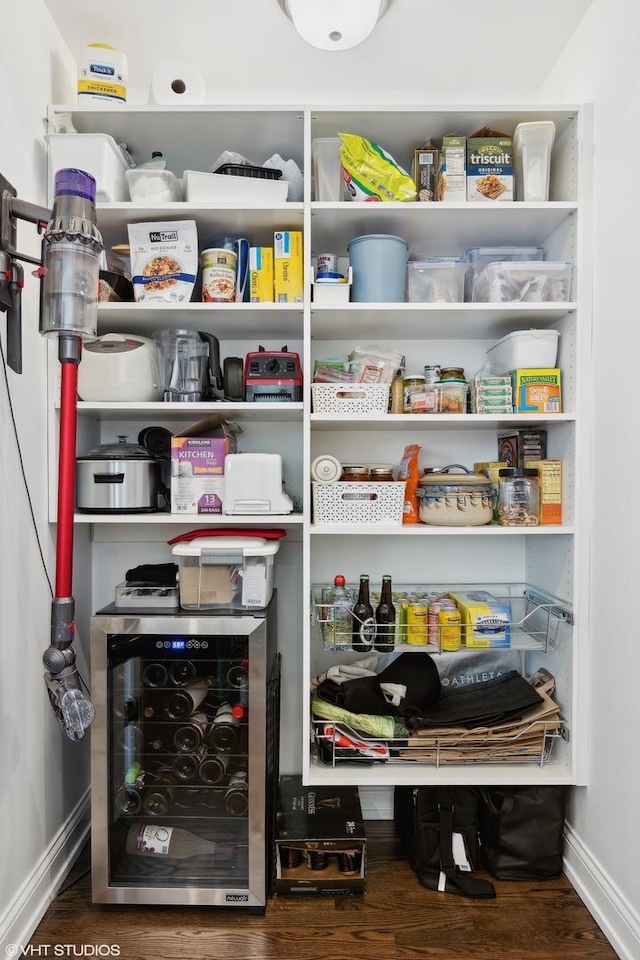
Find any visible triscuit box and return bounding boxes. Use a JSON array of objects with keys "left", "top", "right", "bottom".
[
  {"left": 498, "top": 428, "right": 547, "bottom": 468},
  {"left": 466, "top": 132, "right": 514, "bottom": 202},
  {"left": 170, "top": 416, "right": 238, "bottom": 515},
  {"left": 249, "top": 246, "right": 274, "bottom": 302},
  {"left": 511, "top": 368, "right": 562, "bottom": 414},
  {"left": 274, "top": 230, "right": 303, "bottom": 302},
  {"left": 275, "top": 774, "right": 366, "bottom": 895},
  {"left": 448, "top": 590, "right": 511, "bottom": 648},
  {"left": 525, "top": 459, "right": 563, "bottom": 525},
  {"left": 412, "top": 146, "right": 439, "bottom": 202},
  {"left": 436, "top": 136, "right": 466, "bottom": 201}
]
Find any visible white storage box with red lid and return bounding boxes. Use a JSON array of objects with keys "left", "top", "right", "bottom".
[
  {"left": 172, "top": 536, "right": 279, "bottom": 610},
  {"left": 486, "top": 329, "right": 560, "bottom": 370}
]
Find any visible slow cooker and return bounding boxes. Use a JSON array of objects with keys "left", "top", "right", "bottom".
[
  {"left": 416, "top": 464, "right": 494, "bottom": 526},
  {"left": 76, "top": 436, "right": 167, "bottom": 513}
]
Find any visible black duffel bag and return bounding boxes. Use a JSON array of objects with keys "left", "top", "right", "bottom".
[
  {"left": 477, "top": 786, "right": 566, "bottom": 880},
  {"left": 394, "top": 786, "right": 495, "bottom": 899}
]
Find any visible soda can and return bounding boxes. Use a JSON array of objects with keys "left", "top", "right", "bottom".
[
  {"left": 407, "top": 601, "right": 429, "bottom": 645},
  {"left": 439, "top": 607, "right": 462, "bottom": 651}
]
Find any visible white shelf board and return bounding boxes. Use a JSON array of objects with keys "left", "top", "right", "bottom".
[
  {"left": 310, "top": 524, "right": 575, "bottom": 536},
  {"left": 305, "top": 759, "right": 573, "bottom": 788},
  {"left": 95, "top": 301, "right": 303, "bottom": 339},
  {"left": 310, "top": 412, "right": 575, "bottom": 431},
  {"left": 73, "top": 512, "right": 304, "bottom": 526},
  {"left": 73, "top": 401, "right": 303, "bottom": 423}
]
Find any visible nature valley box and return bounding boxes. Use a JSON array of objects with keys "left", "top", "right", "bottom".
[
  {"left": 511, "top": 369, "right": 562, "bottom": 414},
  {"left": 466, "top": 131, "right": 513, "bottom": 202},
  {"left": 275, "top": 775, "right": 366, "bottom": 895}
]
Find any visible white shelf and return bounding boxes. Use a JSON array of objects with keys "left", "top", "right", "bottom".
[
  {"left": 74, "top": 401, "right": 303, "bottom": 423},
  {"left": 73, "top": 512, "right": 304, "bottom": 527},
  {"left": 310, "top": 524, "right": 575, "bottom": 536},
  {"left": 94, "top": 301, "right": 303, "bottom": 339},
  {"left": 310, "top": 412, "right": 575, "bottom": 431}
]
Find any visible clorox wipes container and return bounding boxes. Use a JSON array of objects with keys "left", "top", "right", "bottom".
[{"left": 77, "top": 43, "right": 127, "bottom": 105}]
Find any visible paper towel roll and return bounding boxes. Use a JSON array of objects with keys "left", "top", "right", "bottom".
[{"left": 149, "top": 61, "right": 206, "bottom": 105}]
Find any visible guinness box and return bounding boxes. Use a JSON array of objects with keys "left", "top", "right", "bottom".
[{"left": 274, "top": 775, "right": 367, "bottom": 894}]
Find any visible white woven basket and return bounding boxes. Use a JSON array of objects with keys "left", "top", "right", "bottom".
[
  {"left": 312, "top": 383, "right": 390, "bottom": 414},
  {"left": 313, "top": 481, "right": 405, "bottom": 525}
]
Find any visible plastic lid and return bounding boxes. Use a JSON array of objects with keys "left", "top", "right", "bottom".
[
  {"left": 54, "top": 168, "right": 96, "bottom": 202},
  {"left": 172, "top": 536, "right": 280, "bottom": 558},
  {"left": 334, "top": 574, "right": 347, "bottom": 587},
  {"left": 347, "top": 234, "right": 409, "bottom": 250},
  {"left": 499, "top": 468, "right": 539, "bottom": 478}
]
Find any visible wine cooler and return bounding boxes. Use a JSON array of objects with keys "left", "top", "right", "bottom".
[{"left": 89, "top": 597, "right": 280, "bottom": 911}]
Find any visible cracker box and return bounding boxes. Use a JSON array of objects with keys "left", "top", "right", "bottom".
[
  {"left": 511, "top": 368, "right": 562, "bottom": 414},
  {"left": 498, "top": 428, "right": 548, "bottom": 468},
  {"left": 249, "top": 246, "right": 274, "bottom": 302},
  {"left": 466, "top": 136, "right": 513, "bottom": 202},
  {"left": 170, "top": 416, "right": 237, "bottom": 515},
  {"left": 412, "top": 146, "right": 439, "bottom": 202},
  {"left": 448, "top": 589, "right": 511, "bottom": 648},
  {"left": 436, "top": 136, "right": 466, "bottom": 202},
  {"left": 525, "top": 458, "right": 563, "bottom": 525},
  {"left": 274, "top": 230, "right": 303, "bottom": 302},
  {"left": 275, "top": 775, "right": 366, "bottom": 895}
]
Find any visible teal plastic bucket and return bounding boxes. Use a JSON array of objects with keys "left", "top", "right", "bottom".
[{"left": 347, "top": 234, "right": 409, "bottom": 302}]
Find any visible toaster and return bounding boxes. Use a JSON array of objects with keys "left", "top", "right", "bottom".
[
  {"left": 78, "top": 332, "right": 163, "bottom": 402},
  {"left": 222, "top": 453, "right": 294, "bottom": 515}
]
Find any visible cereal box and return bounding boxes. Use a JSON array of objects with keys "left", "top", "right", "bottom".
[
  {"left": 525, "top": 459, "right": 563, "bottom": 524},
  {"left": 511, "top": 369, "right": 562, "bottom": 414},
  {"left": 274, "top": 230, "right": 303, "bottom": 303},
  {"left": 249, "top": 246, "right": 274, "bottom": 302},
  {"left": 466, "top": 135, "right": 513, "bottom": 202}
]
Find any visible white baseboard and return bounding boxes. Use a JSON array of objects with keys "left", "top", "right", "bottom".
[
  {"left": 0, "top": 789, "right": 90, "bottom": 956},
  {"left": 563, "top": 823, "right": 640, "bottom": 960}
]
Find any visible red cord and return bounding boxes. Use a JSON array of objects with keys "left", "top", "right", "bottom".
[{"left": 55, "top": 361, "right": 78, "bottom": 599}]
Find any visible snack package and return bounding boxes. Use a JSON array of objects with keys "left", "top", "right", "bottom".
[
  {"left": 339, "top": 133, "right": 416, "bottom": 203},
  {"left": 397, "top": 444, "right": 422, "bottom": 524},
  {"left": 128, "top": 220, "right": 198, "bottom": 303},
  {"left": 347, "top": 345, "right": 404, "bottom": 385}
]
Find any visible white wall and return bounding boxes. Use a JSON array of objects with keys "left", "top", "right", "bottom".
[
  {"left": 539, "top": 4, "right": 640, "bottom": 957},
  {"left": 0, "top": 7, "right": 90, "bottom": 954}
]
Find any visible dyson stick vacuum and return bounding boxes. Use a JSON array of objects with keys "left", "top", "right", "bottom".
[{"left": 0, "top": 168, "right": 103, "bottom": 740}]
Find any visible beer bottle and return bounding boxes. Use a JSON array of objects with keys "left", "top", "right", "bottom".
[
  {"left": 374, "top": 575, "right": 396, "bottom": 652},
  {"left": 352, "top": 574, "right": 376, "bottom": 652}
]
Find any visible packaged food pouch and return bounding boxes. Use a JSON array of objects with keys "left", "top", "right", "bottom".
[
  {"left": 397, "top": 444, "right": 422, "bottom": 523},
  {"left": 339, "top": 133, "right": 416, "bottom": 203},
  {"left": 128, "top": 220, "right": 198, "bottom": 303}
]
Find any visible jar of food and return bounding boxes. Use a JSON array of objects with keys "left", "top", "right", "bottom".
[
  {"left": 403, "top": 375, "right": 426, "bottom": 413},
  {"left": 341, "top": 464, "right": 371, "bottom": 481},
  {"left": 423, "top": 364, "right": 442, "bottom": 384},
  {"left": 369, "top": 464, "right": 395, "bottom": 481},
  {"left": 416, "top": 464, "right": 495, "bottom": 526},
  {"left": 431, "top": 379, "right": 468, "bottom": 414},
  {"left": 498, "top": 468, "right": 540, "bottom": 526},
  {"left": 439, "top": 366, "right": 466, "bottom": 381}
]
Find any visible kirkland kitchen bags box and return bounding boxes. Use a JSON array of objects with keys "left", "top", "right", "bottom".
[
  {"left": 275, "top": 774, "right": 366, "bottom": 894},
  {"left": 171, "top": 416, "right": 237, "bottom": 514}
]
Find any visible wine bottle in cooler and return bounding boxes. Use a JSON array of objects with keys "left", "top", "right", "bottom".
[
  {"left": 173, "top": 711, "right": 210, "bottom": 753},
  {"left": 163, "top": 678, "right": 209, "bottom": 721},
  {"left": 351, "top": 574, "right": 376, "bottom": 652},
  {"left": 142, "top": 662, "right": 168, "bottom": 688},
  {"left": 207, "top": 701, "right": 240, "bottom": 752},
  {"left": 172, "top": 752, "right": 199, "bottom": 782},
  {"left": 126, "top": 824, "right": 235, "bottom": 860},
  {"left": 374, "top": 575, "right": 396, "bottom": 652},
  {"left": 198, "top": 749, "right": 229, "bottom": 786},
  {"left": 142, "top": 765, "right": 178, "bottom": 816},
  {"left": 224, "top": 771, "right": 249, "bottom": 816},
  {"left": 168, "top": 659, "right": 197, "bottom": 687}
]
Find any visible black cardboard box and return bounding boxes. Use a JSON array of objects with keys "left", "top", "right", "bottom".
[
  {"left": 498, "top": 428, "right": 547, "bottom": 468},
  {"left": 274, "top": 774, "right": 366, "bottom": 894}
]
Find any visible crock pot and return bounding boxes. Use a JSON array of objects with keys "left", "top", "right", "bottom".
[
  {"left": 416, "top": 464, "right": 494, "bottom": 526},
  {"left": 76, "top": 436, "right": 165, "bottom": 513}
]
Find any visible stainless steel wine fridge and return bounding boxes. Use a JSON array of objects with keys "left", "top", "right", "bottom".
[{"left": 89, "top": 597, "right": 280, "bottom": 911}]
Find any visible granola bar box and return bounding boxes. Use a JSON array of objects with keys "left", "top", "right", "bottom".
[
  {"left": 466, "top": 136, "right": 513, "bottom": 202},
  {"left": 274, "top": 775, "right": 366, "bottom": 895}
]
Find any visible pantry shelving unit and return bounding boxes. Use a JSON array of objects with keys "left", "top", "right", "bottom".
[{"left": 46, "top": 102, "right": 592, "bottom": 793}]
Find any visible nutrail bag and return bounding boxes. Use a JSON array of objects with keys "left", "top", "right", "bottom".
[
  {"left": 394, "top": 786, "right": 495, "bottom": 899},
  {"left": 477, "top": 786, "right": 566, "bottom": 880}
]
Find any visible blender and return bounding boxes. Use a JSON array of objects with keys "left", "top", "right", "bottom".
[{"left": 155, "top": 329, "right": 222, "bottom": 402}]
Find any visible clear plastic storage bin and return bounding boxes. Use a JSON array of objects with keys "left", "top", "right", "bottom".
[
  {"left": 464, "top": 246, "right": 544, "bottom": 301},
  {"left": 473, "top": 261, "right": 572, "bottom": 303},
  {"left": 407, "top": 258, "right": 465, "bottom": 302},
  {"left": 172, "top": 536, "right": 280, "bottom": 610}
]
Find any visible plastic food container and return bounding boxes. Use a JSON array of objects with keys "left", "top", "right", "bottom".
[
  {"left": 486, "top": 329, "right": 560, "bottom": 370},
  {"left": 416, "top": 465, "right": 494, "bottom": 526},
  {"left": 182, "top": 170, "right": 289, "bottom": 203},
  {"left": 513, "top": 121, "right": 556, "bottom": 202},
  {"left": 126, "top": 168, "right": 182, "bottom": 202},
  {"left": 45, "top": 133, "right": 128, "bottom": 203},
  {"left": 312, "top": 138, "right": 343, "bottom": 201},
  {"left": 407, "top": 258, "right": 465, "bottom": 303},
  {"left": 473, "top": 261, "right": 572, "bottom": 303},
  {"left": 464, "top": 245, "right": 544, "bottom": 301},
  {"left": 172, "top": 536, "right": 280, "bottom": 610}
]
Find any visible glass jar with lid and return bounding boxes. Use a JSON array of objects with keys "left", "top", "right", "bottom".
[
  {"left": 498, "top": 468, "right": 540, "bottom": 526},
  {"left": 439, "top": 366, "right": 466, "bottom": 381}
]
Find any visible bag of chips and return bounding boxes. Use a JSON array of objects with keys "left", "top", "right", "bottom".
[
  {"left": 339, "top": 132, "right": 416, "bottom": 202},
  {"left": 128, "top": 220, "right": 198, "bottom": 303}
]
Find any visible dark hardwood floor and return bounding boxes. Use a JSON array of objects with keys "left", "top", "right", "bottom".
[{"left": 30, "top": 825, "right": 618, "bottom": 960}]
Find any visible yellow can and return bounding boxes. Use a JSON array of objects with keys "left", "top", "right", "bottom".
[
  {"left": 439, "top": 607, "right": 462, "bottom": 651},
  {"left": 407, "top": 602, "right": 429, "bottom": 645}
]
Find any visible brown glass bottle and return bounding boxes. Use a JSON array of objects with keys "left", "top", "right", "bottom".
[
  {"left": 352, "top": 574, "right": 376, "bottom": 652},
  {"left": 374, "top": 575, "right": 396, "bottom": 652}
]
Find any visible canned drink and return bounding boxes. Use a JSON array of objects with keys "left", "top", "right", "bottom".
[
  {"left": 407, "top": 601, "right": 429, "bottom": 645},
  {"left": 316, "top": 253, "right": 338, "bottom": 275},
  {"left": 439, "top": 607, "right": 462, "bottom": 651}
]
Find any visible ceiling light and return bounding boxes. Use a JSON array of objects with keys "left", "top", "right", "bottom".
[{"left": 277, "top": 0, "right": 394, "bottom": 52}]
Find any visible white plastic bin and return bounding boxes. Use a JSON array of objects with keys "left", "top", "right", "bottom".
[
  {"left": 46, "top": 133, "right": 129, "bottom": 203},
  {"left": 312, "top": 138, "right": 343, "bottom": 201},
  {"left": 486, "top": 329, "right": 560, "bottom": 369},
  {"left": 126, "top": 168, "right": 182, "bottom": 202},
  {"left": 513, "top": 121, "right": 556, "bottom": 202},
  {"left": 172, "top": 536, "right": 279, "bottom": 610},
  {"left": 407, "top": 258, "right": 465, "bottom": 302},
  {"left": 183, "top": 170, "right": 289, "bottom": 203}
]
